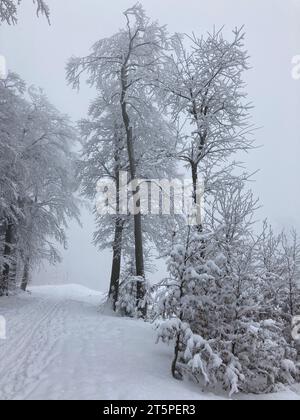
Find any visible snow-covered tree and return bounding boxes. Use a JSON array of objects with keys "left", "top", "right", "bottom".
[
  {"left": 17, "top": 88, "right": 80, "bottom": 291},
  {"left": 204, "top": 183, "right": 298, "bottom": 394},
  {"left": 0, "top": 0, "right": 49, "bottom": 24},
  {"left": 67, "top": 4, "right": 173, "bottom": 314},
  {"left": 257, "top": 225, "right": 300, "bottom": 346},
  {"left": 156, "top": 227, "right": 223, "bottom": 383},
  {"left": 77, "top": 73, "right": 178, "bottom": 312},
  {"left": 158, "top": 28, "right": 254, "bottom": 230},
  {"left": 280, "top": 231, "right": 300, "bottom": 321},
  {"left": 0, "top": 73, "right": 27, "bottom": 294},
  {"left": 156, "top": 179, "right": 299, "bottom": 394},
  {"left": 0, "top": 73, "right": 79, "bottom": 295}
]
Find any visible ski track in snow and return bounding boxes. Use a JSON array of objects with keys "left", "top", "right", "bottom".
[
  {"left": 0, "top": 284, "right": 299, "bottom": 401},
  {"left": 0, "top": 295, "right": 66, "bottom": 400}
]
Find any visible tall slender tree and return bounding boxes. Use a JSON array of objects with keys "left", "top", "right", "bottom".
[
  {"left": 158, "top": 28, "right": 254, "bottom": 230},
  {"left": 67, "top": 3, "right": 169, "bottom": 314},
  {"left": 78, "top": 77, "right": 176, "bottom": 311}
]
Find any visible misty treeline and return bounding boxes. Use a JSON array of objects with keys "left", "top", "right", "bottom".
[
  {"left": 0, "top": 73, "right": 80, "bottom": 295},
  {"left": 1, "top": 2, "right": 300, "bottom": 395}
]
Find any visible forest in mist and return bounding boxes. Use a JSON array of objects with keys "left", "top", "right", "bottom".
[{"left": 0, "top": 0, "right": 300, "bottom": 400}]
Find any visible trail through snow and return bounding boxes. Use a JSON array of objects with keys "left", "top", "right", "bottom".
[{"left": 0, "top": 284, "right": 299, "bottom": 400}]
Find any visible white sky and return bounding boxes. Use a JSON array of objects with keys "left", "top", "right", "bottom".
[{"left": 0, "top": 0, "right": 299, "bottom": 291}]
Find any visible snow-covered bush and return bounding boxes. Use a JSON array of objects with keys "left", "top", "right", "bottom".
[
  {"left": 155, "top": 230, "right": 224, "bottom": 382},
  {"left": 157, "top": 318, "right": 222, "bottom": 384},
  {"left": 116, "top": 275, "right": 151, "bottom": 318},
  {"left": 156, "top": 182, "right": 300, "bottom": 395}
]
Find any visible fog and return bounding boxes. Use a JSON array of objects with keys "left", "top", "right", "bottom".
[{"left": 1, "top": 0, "right": 299, "bottom": 291}]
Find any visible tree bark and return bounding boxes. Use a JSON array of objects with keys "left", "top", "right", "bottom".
[
  {"left": 109, "top": 218, "right": 124, "bottom": 310},
  {"left": 171, "top": 332, "right": 183, "bottom": 380},
  {"left": 9, "top": 257, "right": 18, "bottom": 289},
  {"left": 0, "top": 221, "right": 14, "bottom": 296},
  {"left": 20, "top": 257, "right": 30, "bottom": 292},
  {"left": 108, "top": 131, "right": 125, "bottom": 311},
  {"left": 191, "top": 162, "right": 203, "bottom": 233},
  {"left": 120, "top": 63, "right": 146, "bottom": 317},
  {"left": 126, "top": 127, "right": 146, "bottom": 314}
]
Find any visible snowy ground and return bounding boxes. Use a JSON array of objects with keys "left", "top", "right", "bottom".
[{"left": 0, "top": 284, "right": 299, "bottom": 401}]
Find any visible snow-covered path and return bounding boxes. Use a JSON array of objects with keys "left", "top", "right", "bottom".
[
  {"left": 0, "top": 285, "right": 220, "bottom": 400},
  {"left": 0, "top": 285, "right": 299, "bottom": 401}
]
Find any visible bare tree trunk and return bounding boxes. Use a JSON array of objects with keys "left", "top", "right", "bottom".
[
  {"left": 0, "top": 221, "right": 14, "bottom": 296},
  {"left": 171, "top": 228, "right": 191, "bottom": 380},
  {"left": 191, "top": 162, "right": 203, "bottom": 233},
  {"left": 171, "top": 332, "right": 183, "bottom": 380},
  {"left": 0, "top": 221, "right": 6, "bottom": 242},
  {"left": 288, "top": 276, "right": 294, "bottom": 318},
  {"left": 109, "top": 218, "right": 124, "bottom": 310},
  {"left": 20, "top": 257, "right": 30, "bottom": 292},
  {"left": 120, "top": 64, "right": 146, "bottom": 317},
  {"left": 9, "top": 257, "right": 18, "bottom": 289},
  {"left": 126, "top": 127, "right": 146, "bottom": 314},
  {"left": 108, "top": 131, "right": 125, "bottom": 311}
]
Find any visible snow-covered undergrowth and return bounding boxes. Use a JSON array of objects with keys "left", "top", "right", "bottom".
[{"left": 0, "top": 284, "right": 299, "bottom": 400}]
